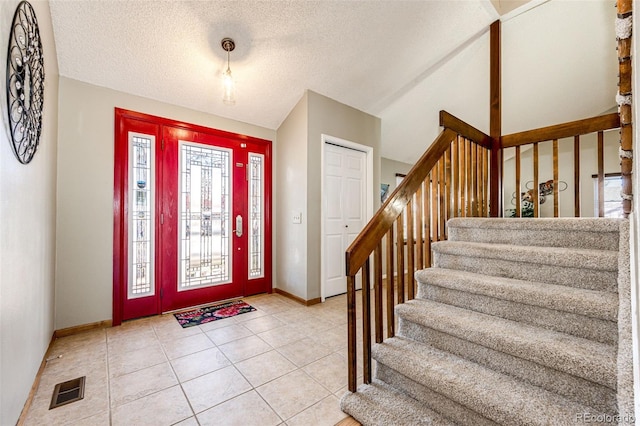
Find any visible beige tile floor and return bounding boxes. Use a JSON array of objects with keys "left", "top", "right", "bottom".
[{"left": 24, "top": 293, "right": 366, "bottom": 426}]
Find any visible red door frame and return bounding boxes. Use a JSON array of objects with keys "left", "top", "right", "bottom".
[{"left": 113, "top": 108, "right": 273, "bottom": 326}]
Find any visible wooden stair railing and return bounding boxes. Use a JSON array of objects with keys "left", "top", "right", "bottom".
[
  {"left": 501, "top": 113, "right": 620, "bottom": 218},
  {"left": 344, "top": 110, "right": 492, "bottom": 392}
]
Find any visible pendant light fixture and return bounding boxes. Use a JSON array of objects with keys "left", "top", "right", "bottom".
[{"left": 221, "top": 37, "right": 236, "bottom": 105}]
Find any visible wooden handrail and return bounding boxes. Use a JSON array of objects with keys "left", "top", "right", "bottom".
[
  {"left": 502, "top": 113, "right": 620, "bottom": 218},
  {"left": 345, "top": 113, "right": 491, "bottom": 393},
  {"left": 345, "top": 109, "right": 624, "bottom": 396},
  {"left": 501, "top": 113, "right": 620, "bottom": 148},
  {"left": 439, "top": 111, "right": 491, "bottom": 148},
  {"left": 344, "top": 10, "right": 630, "bottom": 400},
  {"left": 345, "top": 127, "right": 457, "bottom": 276}
]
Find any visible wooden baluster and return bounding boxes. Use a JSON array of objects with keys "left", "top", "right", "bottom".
[
  {"left": 406, "top": 198, "right": 415, "bottom": 300},
  {"left": 458, "top": 136, "right": 465, "bottom": 217},
  {"left": 445, "top": 147, "right": 452, "bottom": 230},
  {"left": 597, "top": 131, "right": 604, "bottom": 217},
  {"left": 573, "top": 136, "right": 580, "bottom": 217},
  {"left": 431, "top": 165, "right": 439, "bottom": 240},
  {"left": 553, "top": 139, "right": 559, "bottom": 217},
  {"left": 460, "top": 138, "right": 465, "bottom": 217},
  {"left": 452, "top": 136, "right": 460, "bottom": 218},
  {"left": 362, "top": 259, "right": 371, "bottom": 384},
  {"left": 470, "top": 142, "right": 477, "bottom": 216},
  {"left": 475, "top": 144, "right": 481, "bottom": 216},
  {"left": 396, "top": 214, "right": 405, "bottom": 304},
  {"left": 438, "top": 156, "right": 446, "bottom": 238},
  {"left": 483, "top": 146, "right": 489, "bottom": 216},
  {"left": 385, "top": 228, "right": 395, "bottom": 338},
  {"left": 478, "top": 146, "right": 484, "bottom": 217},
  {"left": 466, "top": 138, "right": 472, "bottom": 217},
  {"left": 374, "top": 243, "right": 383, "bottom": 344},
  {"left": 416, "top": 185, "right": 424, "bottom": 271},
  {"left": 424, "top": 176, "right": 432, "bottom": 267},
  {"left": 347, "top": 274, "right": 357, "bottom": 392},
  {"left": 533, "top": 143, "right": 539, "bottom": 218},
  {"left": 515, "top": 146, "right": 521, "bottom": 217}
]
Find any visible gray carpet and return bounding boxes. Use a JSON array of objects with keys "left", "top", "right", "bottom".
[{"left": 341, "top": 218, "right": 634, "bottom": 425}]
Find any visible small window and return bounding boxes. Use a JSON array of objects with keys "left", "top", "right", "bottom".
[{"left": 593, "top": 174, "right": 624, "bottom": 218}]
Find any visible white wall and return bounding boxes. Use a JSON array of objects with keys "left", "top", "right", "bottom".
[
  {"left": 380, "top": 30, "right": 490, "bottom": 164},
  {"left": 0, "top": 1, "right": 59, "bottom": 423},
  {"left": 275, "top": 93, "right": 309, "bottom": 299},
  {"left": 501, "top": 0, "right": 616, "bottom": 134},
  {"left": 55, "top": 77, "right": 275, "bottom": 329},
  {"left": 630, "top": 5, "right": 640, "bottom": 417}
]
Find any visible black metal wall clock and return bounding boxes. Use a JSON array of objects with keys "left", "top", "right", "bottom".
[{"left": 6, "top": 0, "right": 44, "bottom": 164}]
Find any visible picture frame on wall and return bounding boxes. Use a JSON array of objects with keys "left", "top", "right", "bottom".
[{"left": 381, "top": 183, "right": 390, "bottom": 203}]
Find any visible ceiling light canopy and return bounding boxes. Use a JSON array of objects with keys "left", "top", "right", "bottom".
[{"left": 221, "top": 37, "right": 236, "bottom": 106}]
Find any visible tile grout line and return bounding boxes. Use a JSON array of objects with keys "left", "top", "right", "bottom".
[
  {"left": 247, "top": 310, "right": 347, "bottom": 423},
  {"left": 105, "top": 328, "right": 113, "bottom": 426},
  {"left": 225, "top": 310, "right": 286, "bottom": 424},
  {"left": 153, "top": 319, "right": 200, "bottom": 425},
  {"left": 26, "top": 294, "right": 354, "bottom": 425}
]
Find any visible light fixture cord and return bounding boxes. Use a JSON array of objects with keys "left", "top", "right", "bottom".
[{"left": 224, "top": 46, "right": 231, "bottom": 73}]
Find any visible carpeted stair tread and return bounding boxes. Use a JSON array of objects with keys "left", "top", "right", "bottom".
[
  {"left": 448, "top": 217, "right": 623, "bottom": 233},
  {"left": 340, "top": 218, "right": 633, "bottom": 425},
  {"left": 415, "top": 268, "right": 617, "bottom": 321},
  {"left": 373, "top": 337, "right": 609, "bottom": 426},
  {"left": 340, "top": 381, "right": 457, "bottom": 426},
  {"left": 396, "top": 299, "right": 616, "bottom": 388},
  {"left": 374, "top": 364, "right": 502, "bottom": 426},
  {"left": 447, "top": 218, "right": 622, "bottom": 250},
  {"left": 432, "top": 240, "right": 618, "bottom": 271},
  {"left": 415, "top": 275, "right": 616, "bottom": 345},
  {"left": 397, "top": 317, "right": 618, "bottom": 412},
  {"left": 432, "top": 241, "right": 618, "bottom": 291}
]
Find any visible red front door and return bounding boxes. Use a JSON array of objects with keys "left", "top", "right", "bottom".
[{"left": 113, "top": 109, "right": 272, "bottom": 324}]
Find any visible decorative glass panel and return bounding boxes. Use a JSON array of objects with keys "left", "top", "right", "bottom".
[
  {"left": 249, "top": 153, "right": 264, "bottom": 278},
  {"left": 128, "top": 134, "right": 155, "bottom": 298},
  {"left": 179, "top": 143, "right": 231, "bottom": 289}
]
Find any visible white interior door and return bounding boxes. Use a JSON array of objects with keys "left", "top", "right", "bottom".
[{"left": 323, "top": 143, "right": 366, "bottom": 298}]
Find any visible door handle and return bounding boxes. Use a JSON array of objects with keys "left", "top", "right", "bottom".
[{"left": 232, "top": 215, "right": 243, "bottom": 237}]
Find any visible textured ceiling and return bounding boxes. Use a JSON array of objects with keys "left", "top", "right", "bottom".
[
  {"left": 49, "top": 1, "right": 497, "bottom": 129},
  {"left": 49, "top": 0, "right": 616, "bottom": 164}
]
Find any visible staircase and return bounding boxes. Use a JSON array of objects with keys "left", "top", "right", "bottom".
[{"left": 341, "top": 218, "right": 634, "bottom": 425}]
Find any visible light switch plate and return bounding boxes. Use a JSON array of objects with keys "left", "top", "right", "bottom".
[{"left": 292, "top": 212, "right": 302, "bottom": 224}]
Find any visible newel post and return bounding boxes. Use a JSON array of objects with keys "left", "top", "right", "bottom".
[{"left": 489, "top": 20, "right": 503, "bottom": 217}]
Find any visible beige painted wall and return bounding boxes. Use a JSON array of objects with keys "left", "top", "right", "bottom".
[
  {"left": 307, "top": 91, "right": 381, "bottom": 300},
  {"left": 55, "top": 77, "right": 275, "bottom": 330},
  {"left": 380, "top": 157, "right": 414, "bottom": 276},
  {"left": 503, "top": 131, "right": 620, "bottom": 218},
  {"left": 381, "top": 157, "right": 413, "bottom": 194},
  {"left": 0, "top": 1, "right": 59, "bottom": 423},
  {"left": 275, "top": 90, "right": 381, "bottom": 301},
  {"left": 275, "top": 93, "right": 309, "bottom": 299}
]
